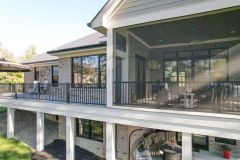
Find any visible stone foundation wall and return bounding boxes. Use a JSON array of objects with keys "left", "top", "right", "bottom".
[{"left": 209, "top": 136, "right": 240, "bottom": 158}]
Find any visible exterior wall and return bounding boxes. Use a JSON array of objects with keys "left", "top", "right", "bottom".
[
  {"left": 228, "top": 42, "right": 240, "bottom": 80},
  {"left": 209, "top": 137, "right": 240, "bottom": 158},
  {"left": 24, "top": 66, "right": 52, "bottom": 83},
  {"left": 45, "top": 114, "right": 58, "bottom": 123},
  {"left": 24, "top": 68, "right": 35, "bottom": 83},
  {"left": 59, "top": 58, "right": 72, "bottom": 83},
  {"left": 58, "top": 116, "right": 105, "bottom": 158},
  {"left": 116, "top": 124, "right": 153, "bottom": 160},
  {"left": 116, "top": 125, "right": 240, "bottom": 160}
]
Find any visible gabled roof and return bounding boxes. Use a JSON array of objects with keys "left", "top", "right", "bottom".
[
  {"left": 48, "top": 32, "right": 106, "bottom": 54},
  {"left": 22, "top": 53, "right": 58, "bottom": 64}
]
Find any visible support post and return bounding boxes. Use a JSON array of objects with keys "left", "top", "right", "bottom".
[
  {"left": 107, "top": 28, "right": 114, "bottom": 107},
  {"left": 36, "top": 112, "right": 44, "bottom": 151},
  {"left": 7, "top": 108, "right": 14, "bottom": 138},
  {"left": 182, "top": 132, "right": 192, "bottom": 160},
  {"left": 66, "top": 116, "right": 75, "bottom": 160},
  {"left": 106, "top": 122, "right": 116, "bottom": 160}
]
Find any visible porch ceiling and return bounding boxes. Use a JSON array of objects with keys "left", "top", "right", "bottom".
[{"left": 130, "top": 9, "right": 240, "bottom": 47}]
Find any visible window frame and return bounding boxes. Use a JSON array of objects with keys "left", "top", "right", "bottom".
[
  {"left": 215, "top": 137, "right": 237, "bottom": 145},
  {"left": 52, "top": 65, "right": 59, "bottom": 84},
  {"left": 163, "top": 47, "right": 229, "bottom": 83},
  {"left": 76, "top": 118, "right": 103, "bottom": 142},
  {"left": 34, "top": 67, "right": 40, "bottom": 81},
  {"left": 71, "top": 54, "right": 106, "bottom": 88}
]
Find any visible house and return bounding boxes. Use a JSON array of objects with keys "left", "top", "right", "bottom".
[{"left": 0, "top": 0, "right": 240, "bottom": 160}]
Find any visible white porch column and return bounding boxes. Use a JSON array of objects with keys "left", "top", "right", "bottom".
[
  {"left": 107, "top": 28, "right": 114, "bottom": 107},
  {"left": 66, "top": 116, "right": 75, "bottom": 160},
  {"left": 36, "top": 112, "right": 44, "bottom": 151},
  {"left": 106, "top": 122, "right": 116, "bottom": 160},
  {"left": 182, "top": 132, "right": 193, "bottom": 160},
  {"left": 7, "top": 108, "right": 14, "bottom": 138}
]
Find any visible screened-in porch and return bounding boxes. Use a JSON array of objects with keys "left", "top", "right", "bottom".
[{"left": 113, "top": 9, "right": 240, "bottom": 114}]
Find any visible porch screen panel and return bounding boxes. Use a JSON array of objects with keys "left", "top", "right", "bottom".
[
  {"left": 194, "top": 60, "right": 210, "bottom": 81},
  {"left": 194, "top": 50, "right": 210, "bottom": 81},
  {"left": 178, "top": 60, "right": 192, "bottom": 84},
  {"left": 210, "top": 59, "right": 227, "bottom": 81},
  {"left": 164, "top": 61, "right": 177, "bottom": 82},
  {"left": 210, "top": 49, "right": 227, "bottom": 81}
]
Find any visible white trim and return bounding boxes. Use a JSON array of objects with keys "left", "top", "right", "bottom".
[
  {"left": 106, "top": 122, "right": 116, "bottom": 160},
  {"left": 182, "top": 133, "right": 193, "bottom": 160},
  {"left": 7, "top": 108, "right": 14, "bottom": 138},
  {"left": 150, "top": 37, "right": 240, "bottom": 49},
  {"left": 103, "top": 0, "right": 126, "bottom": 28},
  {"left": 36, "top": 112, "right": 44, "bottom": 151},
  {"left": 128, "top": 31, "right": 150, "bottom": 48},
  {"left": 26, "top": 61, "right": 59, "bottom": 67},
  {"left": 66, "top": 116, "right": 75, "bottom": 160},
  {"left": 49, "top": 47, "right": 106, "bottom": 57},
  {"left": 107, "top": 29, "right": 114, "bottom": 107},
  {"left": 109, "top": 0, "right": 240, "bottom": 28},
  {"left": 128, "top": 30, "right": 240, "bottom": 49},
  {"left": 1, "top": 99, "right": 240, "bottom": 140}
]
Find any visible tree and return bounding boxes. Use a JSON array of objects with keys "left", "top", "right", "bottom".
[
  {"left": 20, "top": 45, "right": 37, "bottom": 61},
  {"left": 0, "top": 47, "right": 14, "bottom": 62},
  {"left": 0, "top": 45, "right": 23, "bottom": 83}
]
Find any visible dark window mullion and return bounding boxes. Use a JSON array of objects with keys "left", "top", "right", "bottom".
[{"left": 98, "top": 55, "right": 101, "bottom": 88}]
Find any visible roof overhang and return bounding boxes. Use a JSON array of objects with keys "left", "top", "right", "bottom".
[
  {"left": 47, "top": 46, "right": 106, "bottom": 58},
  {"left": 90, "top": 0, "right": 240, "bottom": 30},
  {"left": 22, "top": 60, "right": 59, "bottom": 67},
  {"left": 89, "top": 0, "right": 126, "bottom": 32},
  {"left": 48, "top": 43, "right": 106, "bottom": 54}
]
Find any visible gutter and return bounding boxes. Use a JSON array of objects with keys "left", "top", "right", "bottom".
[{"left": 47, "top": 43, "right": 106, "bottom": 54}]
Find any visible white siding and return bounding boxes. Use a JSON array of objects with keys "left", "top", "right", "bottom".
[{"left": 112, "top": 0, "right": 208, "bottom": 21}]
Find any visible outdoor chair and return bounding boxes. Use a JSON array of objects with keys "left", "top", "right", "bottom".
[
  {"left": 155, "top": 87, "right": 169, "bottom": 106},
  {"left": 27, "top": 81, "right": 39, "bottom": 94}
]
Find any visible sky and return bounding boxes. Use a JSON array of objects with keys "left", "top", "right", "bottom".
[{"left": 0, "top": 0, "right": 106, "bottom": 57}]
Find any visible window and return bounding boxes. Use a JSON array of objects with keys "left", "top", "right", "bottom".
[
  {"left": 100, "top": 55, "right": 107, "bottom": 85},
  {"left": 210, "top": 58, "right": 227, "bottom": 81},
  {"left": 163, "top": 48, "right": 228, "bottom": 82},
  {"left": 72, "top": 55, "right": 106, "bottom": 87},
  {"left": 116, "top": 33, "right": 126, "bottom": 52},
  {"left": 76, "top": 119, "right": 103, "bottom": 142},
  {"left": 215, "top": 137, "right": 236, "bottom": 145},
  {"left": 164, "top": 61, "right": 177, "bottom": 82},
  {"left": 177, "top": 133, "right": 209, "bottom": 151},
  {"left": 52, "top": 65, "right": 59, "bottom": 84},
  {"left": 82, "top": 56, "right": 98, "bottom": 84},
  {"left": 194, "top": 59, "right": 210, "bottom": 81},
  {"left": 34, "top": 67, "right": 39, "bottom": 81}
]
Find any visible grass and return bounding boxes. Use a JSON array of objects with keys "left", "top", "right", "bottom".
[
  {"left": 0, "top": 134, "right": 31, "bottom": 160},
  {"left": 0, "top": 107, "right": 6, "bottom": 113}
]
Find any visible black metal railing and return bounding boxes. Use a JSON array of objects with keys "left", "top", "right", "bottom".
[
  {"left": 0, "top": 83, "right": 106, "bottom": 105},
  {"left": 113, "top": 81, "right": 240, "bottom": 113}
]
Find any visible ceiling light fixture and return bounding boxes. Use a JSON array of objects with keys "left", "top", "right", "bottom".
[
  {"left": 230, "top": 30, "right": 236, "bottom": 34},
  {"left": 159, "top": 40, "right": 163, "bottom": 42}
]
